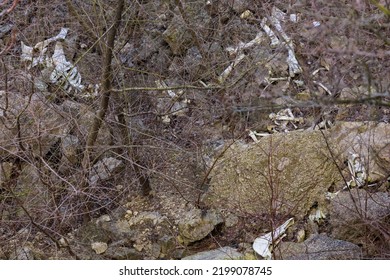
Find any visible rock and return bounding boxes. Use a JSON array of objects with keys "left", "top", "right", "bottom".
[
  {"left": 329, "top": 122, "right": 390, "bottom": 182},
  {"left": 0, "top": 92, "right": 71, "bottom": 159},
  {"left": 203, "top": 122, "right": 390, "bottom": 219},
  {"left": 100, "top": 219, "right": 135, "bottom": 241},
  {"left": 296, "top": 229, "right": 306, "bottom": 243},
  {"left": 279, "top": 234, "right": 362, "bottom": 260},
  {"left": 178, "top": 208, "right": 223, "bottom": 245},
  {"left": 229, "top": 0, "right": 248, "bottom": 14},
  {"left": 89, "top": 157, "right": 124, "bottom": 185},
  {"left": 181, "top": 46, "right": 204, "bottom": 78},
  {"left": 104, "top": 245, "right": 143, "bottom": 260},
  {"left": 76, "top": 221, "right": 112, "bottom": 244},
  {"left": 98, "top": 211, "right": 174, "bottom": 259},
  {"left": 329, "top": 189, "right": 390, "bottom": 246},
  {"left": 0, "top": 24, "right": 13, "bottom": 39},
  {"left": 0, "top": 162, "right": 12, "bottom": 185},
  {"left": 330, "top": 189, "right": 390, "bottom": 223},
  {"left": 182, "top": 246, "right": 243, "bottom": 260},
  {"left": 296, "top": 90, "right": 311, "bottom": 101},
  {"left": 15, "top": 165, "right": 53, "bottom": 222},
  {"left": 61, "top": 100, "right": 111, "bottom": 150},
  {"left": 96, "top": 214, "right": 111, "bottom": 223},
  {"left": 61, "top": 135, "right": 81, "bottom": 165},
  {"left": 150, "top": 243, "right": 161, "bottom": 259},
  {"left": 225, "top": 213, "right": 239, "bottom": 228},
  {"left": 163, "top": 15, "right": 192, "bottom": 55},
  {"left": 159, "top": 235, "right": 177, "bottom": 258},
  {"left": 203, "top": 130, "right": 343, "bottom": 219},
  {"left": 119, "top": 42, "right": 136, "bottom": 67},
  {"left": 0, "top": 246, "right": 6, "bottom": 259},
  {"left": 91, "top": 242, "right": 108, "bottom": 254},
  {"left": 162, "top": 3, "right": 210, "bottom": 55},
  {"left": 10, "top": 246, "right": 34, "bottom": 260},
  {"left": 126, "top": 211, "right": 168, "bottom": 228}
]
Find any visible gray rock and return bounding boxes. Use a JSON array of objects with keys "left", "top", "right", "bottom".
[
  {"left": 61, "top": 100, "right": 111, "bottom": 149},
  {"left": 178, "top": 208, "right": 223, "bottom": 245},
  {"left": 10, "top": 246, "right": 34, "bottom": 260},
  {"left": 89, "top": 157, "right": 124, "bottom": 185},
  {"left": 76, "top": 221, "right": 112, "bottom": 244},
  {"left": 182, "top": 246, "right": 243, "bottom": 260},
  {"left": 225, "top": 213, "right": 239, "bottom": 228},
  {"left": 330, "top": 189, "right": 390, "bottom": 222},
  {"left": 330, "top": 122, "right": 390, "bottom": 182},
  {"left": 329, "top": 189, "right": 390, "bottom": 243},
  {"left": 100, "top": 219, "right": 135, "bottom": 241},
  {"left": 105, "top": 245, "right": 143, "bottom": 260},
  {"left": 221, "top": 0, "right": 248, "bottom": 14},
  {"left": 0, "top": 24, "right": 13, "bottom": 39},
  {"left": 159, "top": 235, "right": 177, "bottom": 258},
  {"left": 61, "top": 134, "right": 81, "bottom": 165},
  {"left": 279, "top": 234, "right": 362, "bottom": 260},
  {"left": 119, "top": 42, "right": 136, "bottom": 67},
  {"left": 163, "top": 15, "right": 192, "bottom": 55},
  {"left": 0, "top": 246, "right": 6, "bottom": 259},
  {"left": 182, "top": 47, "right": 203, "bottom": 78},
  {"left": 0, "top": 92, "right": 70, "bottom": 159},
  {"left": 15, "top": 165, "right": 53, "bottom": 222},
  {"left": 162, "top": 3, "right": 210, "bottom": 55}
]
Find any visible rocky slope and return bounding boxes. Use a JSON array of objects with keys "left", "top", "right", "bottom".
[{"left": 0, "top": 0, "right": 389, "bottom": 259}]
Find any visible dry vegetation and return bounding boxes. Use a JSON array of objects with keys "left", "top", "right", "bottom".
[{"left": 0, "top": 0, "right": 389, "bottom": 259}]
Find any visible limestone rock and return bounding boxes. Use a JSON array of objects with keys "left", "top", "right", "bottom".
[
  {"left": 278, "top": 234, "right": 362, "bottom": 260},
  {"left": 203, "top": 130, "right": 342, "bottom": 219},
  {"left": 91, "top": 242, "right": 108, "bottom": 254},
  {"left": 15, "top": 165, "right": 53, "bottom": 222},
  {"left": 162, "top": 3, "right": 210, "bottom": 55},
  {"left": 163, "top": 15, "right": 192, "bottom": 55},
  {"left": 182, "top": 246, "right": 243, "bottom": 260},
  {"left": 0, "top": 92, "right": 70, "bottom": 159},
  {"left": 61, "top": 100, "right": 111, "bottom": 150},
  {"left": 330, "top": 189, "right": 390, "bottom": 223},
  {"left": 178, "top": 208, "right": 223, "bottom": 245},
  {"left": 10, "top": 246, "right": 34, "bottom": 260},
  {"left": 329, "top": 189, "right": 390, "bottom": 247},
  {"left": 104, "top": 245, "right": 143, "bottom": 260},
  {"left": 89, "top": 157, "right": 124, "bottom": 185},
  {"left": 203, "top": 122, "right": 390, "bottom": 219},
  {"left": 329, "top": 122, "right": 390, "bottom": 182},
  {"left": 100, "top": 219, "right": 134, "bottom": 241},
  {"left": 61, "top": 134, "right": 81, "bottom": 165}
]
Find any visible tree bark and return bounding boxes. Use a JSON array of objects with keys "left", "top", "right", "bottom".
[{"left": 82, "top": 0, "right": 125, "bottom": 167}]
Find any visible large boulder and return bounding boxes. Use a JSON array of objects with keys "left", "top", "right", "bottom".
[
  {"left": 329, "top": 189, "right": 390, "bottom": 255},
  {"left": 0, "top": 91, "right": 70, "bottom": 159},
  {"left": 278, "top": 234, "right": 362, "bottom": 260},
  {"left": 202, "top": 122, "right": 390, "bottom": 219},
  {"left": 203, "top": 129, "right": 342, "bottom": 219}
]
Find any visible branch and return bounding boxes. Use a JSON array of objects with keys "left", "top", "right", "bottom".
[
  {"left": 111, "top": 83, "right": 221, "bottom": 92},
  {"left": 83, "top": 0, "right": 125, "bottom": 158},
  {"left": 0, "top": 28, "right": 16, "bottom": 55},
  {"left": 0, "top": 0, "right": 19, "bottom": 16}
]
